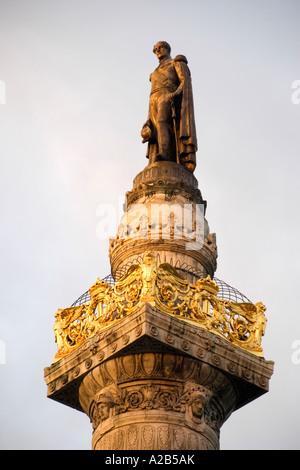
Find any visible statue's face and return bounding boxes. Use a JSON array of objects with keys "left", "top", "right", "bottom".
[
  {"left": 153, "top": 43, "right": 169, "bottom": 60},
  {"left": 191, "top": 398, "right": 203, "bottom": 417},
  {"left": 144, "top": 251, "right": 155, "bottom": 264},
  {"left": 98, "top": 402, "right": 110, "bottom": 420}
]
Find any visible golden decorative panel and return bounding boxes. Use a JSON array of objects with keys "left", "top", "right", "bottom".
[{"left": 53, "top": 252, "right": 267, "bottom": 361}]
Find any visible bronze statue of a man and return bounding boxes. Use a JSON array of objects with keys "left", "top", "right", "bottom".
[{"left": 141, "top": 41, "right": 197, "bottom": 173}]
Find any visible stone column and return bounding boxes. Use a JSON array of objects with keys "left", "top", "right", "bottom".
[
  {"left": 79, "top": 353, "right": 235, "bottom": 450},
  {"left": 44, "top": 303, "right": 274, "bottom": 450}
]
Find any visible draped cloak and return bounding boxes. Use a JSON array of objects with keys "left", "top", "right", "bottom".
[{"left": 144, "top": 55, "right": 197, "bottom": 167}]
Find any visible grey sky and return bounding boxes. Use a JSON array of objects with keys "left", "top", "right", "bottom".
[{"left": 0, "top": 0, "right": 299, "bottom": 449}]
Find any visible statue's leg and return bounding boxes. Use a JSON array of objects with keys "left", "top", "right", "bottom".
[{"left": 156, "top": 95, "right": 172, "bottom": 161}]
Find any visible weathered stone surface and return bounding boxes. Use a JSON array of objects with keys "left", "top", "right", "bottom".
[
  {"left": 132, "top": 161, "right": 200, "bottom": 191},
  {"left": 109, "top": 162, "right": 217, "bottom": 281},
  {"left": 44, "top": 303, "right": 274, "bottom": 449}
]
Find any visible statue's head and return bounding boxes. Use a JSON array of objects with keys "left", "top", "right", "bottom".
[
  {"left": 96, "top": 389, "right": 116, "bottom": 421},
  {"left": 144, "top": 251, "right": 156, "bottom": 265},
  {"left": 153, "top": 41, "right": 171, "bottom": 60}
]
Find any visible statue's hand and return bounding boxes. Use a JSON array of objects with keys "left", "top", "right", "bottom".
[
  {"left": 141, "top": 121, "right": 152, "bottom": 143},
  {"left": 167, "top": 92, "right": 176, "bottom": 102}
]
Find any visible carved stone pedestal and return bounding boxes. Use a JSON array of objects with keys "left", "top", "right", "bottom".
[
  {"left": 44, "top": 303, "right": 274, "bottom": 450},
  {"left": 109, "top": 162, "right": 218, "bottom": 282}
]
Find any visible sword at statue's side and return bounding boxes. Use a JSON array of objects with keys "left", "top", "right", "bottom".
[{"left": 171, "top": 100, "right": 180, "bottom": 165}]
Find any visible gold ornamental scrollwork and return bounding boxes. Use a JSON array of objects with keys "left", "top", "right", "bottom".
[{"left": 53, "top": 252, "right": 267, "bottom": 361}]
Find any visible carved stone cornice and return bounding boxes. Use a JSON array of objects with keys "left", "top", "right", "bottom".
[
  {"left": 126, "top": 171, "right": 205, "bottom": 210},
  {"left": 109, "top": 236, "right": 217, "bottom": 279},
  {"left": 44, "top": 302, "right": 274, "bottom": 415},
  {"left": 132, "top": 161, "right": 199, "bottom": 191},
  {"left": 51, "top": 253, "right": 267, "bottom": 363}
]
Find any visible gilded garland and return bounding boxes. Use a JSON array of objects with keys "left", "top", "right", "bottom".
[{"left": 53, "top": 252, "right": 267, "bottom": 361}]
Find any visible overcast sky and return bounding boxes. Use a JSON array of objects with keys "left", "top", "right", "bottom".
[{"left": 0, "top": 0, "right": 300, "bottom": 450}]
